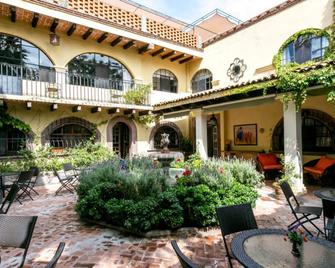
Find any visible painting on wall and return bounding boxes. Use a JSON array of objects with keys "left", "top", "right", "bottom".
[{"left": 234, "top": 124, "right": 257, "bottom": 145}]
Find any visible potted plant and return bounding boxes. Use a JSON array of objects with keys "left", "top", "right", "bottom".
[
  {"left": 124, "top": 84, "right": 151, "bottom": 105},
  {"left": 169, "top": 158, "right": 185, "bottom": 181},
  {"left": 285, "top": 227, "right": 308, "bottom": 257}
]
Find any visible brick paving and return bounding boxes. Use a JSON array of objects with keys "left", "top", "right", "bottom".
[{"left": 0, "top": 182, "right": 324, "bottom": 268}]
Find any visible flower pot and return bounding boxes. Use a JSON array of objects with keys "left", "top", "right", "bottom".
[
  {"left": 273, "top": 182, "right": 285, "bottom": 200},
  {"left": 291, "top": 241, "right": 300, "bottom": 257},
  {"left": 168, "top": 168, "right": 185, "bottom": 184}
]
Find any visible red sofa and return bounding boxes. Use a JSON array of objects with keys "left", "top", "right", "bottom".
[
  {"left": 257, "top": 153, "right": 282, "bottom": 179},
  {"left": 304, "top": 157, "right": 335, "bottom": 185}
]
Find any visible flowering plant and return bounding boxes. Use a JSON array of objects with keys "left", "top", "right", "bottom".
[
  {"left": 285, "top": 227, "right": 308, "bottom": 245},
  {"left": 170, "top": 158, "right": 185, "bottom": 169},
  {"left": 182, "top": 169, "right": 192, "bottom": 177}
]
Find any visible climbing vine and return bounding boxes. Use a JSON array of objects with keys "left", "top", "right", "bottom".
[{"left": 0, "top": 107, "right": 31, "bottom": 133}]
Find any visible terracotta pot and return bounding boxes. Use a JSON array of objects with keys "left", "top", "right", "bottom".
[{"left": 273, "top": 182, "right": 285, "bottom": 200}]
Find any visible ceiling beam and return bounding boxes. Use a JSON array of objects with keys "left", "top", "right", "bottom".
[
  {"left": 82, "top": 28, "right": 93, "bottom": 40},
  {"left": 123, "top": 40, "right": 135, "bottom": 50},
  {"left": 179, "top": 56, "right": 194, "bottom": 64},
  {"left": 50, "top": 19, "right": 59, "bottom": 33},
  {"left": 26, "top": 102, "right": 32, "bottom": 110},
  {"left": 72, "top": 105, "right": 81, "bottom": 112},
  {"left": 171, "top": 53, "right": 185, "bottom": 62},
  {"left": 124, "top": 109, "right": 136, "bottom": 115},
  {"left": 97, "top": 32, "right": 108, "bottom": 43},
  {"left": 110, "top": 36, "right": 123, "bottom": 47},
  {"left": 151, "top": 48, "right": 166, "bottom": 57},
  {"left": 50, "top": 103, "right": 58, "bottom": 111},
  {"left": 10, "top": 6, "right": 16, "bottom": 22},
  {"left": 67, "top": 24, "right": 76, "bottom": 36},
  {"left": 161, "top": 51, "right": 176, "bottom": 60},
  {"left": 138, "top": 43, "right": 154, "bottom": 54},
  {"left": 32, "top": 13, "right": 39, "bottom": 28},
  {"left": 108, "top": 108, "right": 120, "bottom": 114},
  {"left": 138, "top": 110, "right": 152, "bottom": 116},
  {"left": 91, "top": 106, "right": 101, "bottom": 113}
]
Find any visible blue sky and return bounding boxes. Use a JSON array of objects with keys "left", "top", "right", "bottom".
[{"left": 133, "top": 0, "right": 286, "bottom": 23}]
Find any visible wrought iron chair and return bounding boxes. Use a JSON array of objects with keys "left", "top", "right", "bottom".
[
  {"left": 0, "top": 215, "right": 38, "bottom": 268},
  {"left": 322, "top": 198, "right": 335, "bottom": 239},
  {"left": 62, "top": 163, "right": 80, "bottom": 184},
  {"left": 28, "top": 167, "right": 40, "bottom": 196},
  {"left": 216, "top": 203, "right": 258, "bottom": 268},
  {"left": 329, "top": 220, "right": 335, "bottom": 242},
  {"left": 16, "top": 170, "right": 34, "bottom": 203},
  {"left": 171, "top": 240, "right": 198, "bottom": 268},
  {"left": 280, "top": 181, "right": 323, "bottom": 235},
  {"left": 53, "top": 169, "right": 75, "bottom": 195},
  {"left": 45, "top": 242, "right": 65, "bottom": 268},
  {"left": 0, "top": 183, "right": 19, "bottom": 214}
]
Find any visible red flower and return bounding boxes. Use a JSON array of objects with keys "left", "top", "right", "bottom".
[
  {"left": 218, "top": 167, "right": 225, "bottom": 174},
  {"left": 303, "top": 236, "right": 308, "bottom": 243},
  {"left": 176, "top": 158, "right": 181, "bottom": 162},
  {"left": 182, "top": 169, "right": 191, "bottom": 177}
]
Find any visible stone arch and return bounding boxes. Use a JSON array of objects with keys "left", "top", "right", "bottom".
[
  {"left": 149, "top": 121, "right": 183, "bottom": 149},
  {"left": 107, "top": 116, "right": 137, "bottom": 156},
  {"left": 41, "top": 117, "right": 101, "bottom": 145}
]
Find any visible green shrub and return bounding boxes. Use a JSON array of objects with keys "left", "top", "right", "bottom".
[
  {"left": 218, "top": 182, "right": 259, "bottom": 207},
  {"left": 124, "top": 84, "right": 151, "bottom": 105}
]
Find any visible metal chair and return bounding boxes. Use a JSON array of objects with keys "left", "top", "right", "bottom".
[
  {"left": 280, "top": 181, "right": 323, "bottom": 235},
  {"left": 322, "top": 198, "right": 335, "bottom": 239},
  {"left": 62, "top": 163, "right": 79, "bottom": 183},
  {"left": 28, "top": 167, "right": 40, "bottom": 196},
  {"left": 329, "top": 220, "right": 335, "bottom": 242},
  {"left": 216, "top": 203, "right": 258, "bottom": 268},
  {"left": 45, "top": 242, "right": 65, "bottom": 268},
  {"left": 16, "top": 170, "right": 34, "bottom": 203},
  {"left": 171, "top": 240, "right": 198, "bottom": 268},
  {"left": 53, "top": 169, "right": 75, "bottom": 195},
  {"left": 0, "top": 215, "right": 38, "bottom": 268},
  {"left": 0, "top": 183, "right": 19, "bottom": 214}
]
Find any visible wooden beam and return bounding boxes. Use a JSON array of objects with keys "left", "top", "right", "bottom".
[
  {"left": 50, "top": 19, "right": 59, "bottom": 33},
  {"left": 151, "top": 48, "right": 166, "bottom": 57},
  {"left": 32, "top": 13, "right": 39, "bottom": 28},
  {"left": 179, "top": 56, "right": 194, "bottom": 64},
  {"left": 170, "top": 53, "right": 185, "bottom": 62},
  {"left": 82, "top": 28, "right": 93, "bottom": 40},
  {"left": 123, "top": 40, "right": 135, "bottom": 50},
  {"left": 161, "top": 51, "right": 176, "bottom": 60},
  {"left": 26, "top": 102, "right": 32, "bottom": 110},
  {"left": 124, "top": 109, "right": 136, "bottom": 115},
  {"left": 10, "top": 6, "right": 16, "bottom": 22},
  {"left": 139, "top": 110, "right": 152, "bottom": 116},
  {"left": 108, "top": 108, "right": 120, "bottom": 114},
  {"left": 91, "top": 107, "right": 101, "bottom": 113},
  {"left": 67, "top": 24, "right": 76, "bottom": 36},
  {"left": 110, "top": 36, "right": 123, "bottom": 47},
  {"left": 138, "top": 43, "right": 154, "bottom": 54},
  {"left": 72, "top": 105, "right": 81, "bottom": 112},
  {"left": 97, "top": 32, "right": 108, "bottom": 43},
  {"left": 50, "top": 103, "right": 58, "bottom": 111}
]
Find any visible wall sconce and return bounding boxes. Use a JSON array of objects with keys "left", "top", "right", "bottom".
[{"left": 49, "top": 33, "right": 60, "bottom": 46}]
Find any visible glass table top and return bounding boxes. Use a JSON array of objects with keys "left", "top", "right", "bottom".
[{"left": 314, "top": 188, "right": 335, "bottom": 201}]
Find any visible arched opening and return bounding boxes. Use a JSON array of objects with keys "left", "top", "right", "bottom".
[
  {"left": 153, "top": 69, "right": 178, "bottom": 93},
  {"left": 150, "top": 122, "right": 182, "bottom": 150},
  {"left": 0, "top": 126, "right": 27, "bottom": 156},
  {"left": 66, "top": 53, "right": 133, "bottom": 90},
  {"left": 207, "top": 114, "right": 219, "bottom": 158},
  {"left": 191, "top": 69, "right": 213, "bottom": 93},
  {"left": 112, "top": 122, "right": 130, "bottom": 158},
  {"left": 272, "top": 109, "right": 335, "bottom": 153}
]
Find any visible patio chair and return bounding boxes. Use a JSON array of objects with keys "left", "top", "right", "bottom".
[
  {"left": 53, "top": 169, "right": 75, "bottom": 195},
  {"left": 322, "top": 198, "right": 335, "bottom": 239},
  {"left": 0, "top": 215, "right": 38, "bottom": 268},
  {"left": 329, "top": 220, "right": 335, "bottom": 242},
  {"left": 28, "top": 167, "right": 40, "bottom": 196},
  {"left": 216, "top": 203, "right": 258, "bottom": 268},
  {"left": 280, "top": 181, "right": 323, "bottom": 236},
  {"left": 16, "top": 170, "right": 34, "bottom": 203},
  {"left": 62, "top": 163, "right": 79, "bottom": 183},
  {"left": 45, "top": 242, "right": 65, "bottom": 268},
  {"left": 257, "top": 153, "right": 282, "bottom": 179},
  {"left": 0, "top": 183, "right": 19, "bottom": 214},
  {"left": 304, "top": 157, "right": 335, "bottom": 186},
  {"left": 171, "top": 240, "right": 199, "bottom": 268}
]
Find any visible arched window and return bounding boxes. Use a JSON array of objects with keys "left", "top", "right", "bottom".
[
  {"left": 191, "top": 69, "right": 212, "bottom": 93},
  {"left": 0, "top": 33, "right": 54, "bottom": 85},
  {"left": 67, "top": 53, "right": 132, "bottom": 90},
  {"left": 50, "top": 124, "right": 92, "bottom": 148},
  {"left": 0, "top": 126, "right": 26, "bottom": 156},
  {"left": 282, "top": 35, "right": 329, "bottom": 65},
  {"left": 153, "top": 69, "right": 177, "bottom": 93},
  {"left": 154, "top": 126, "right": 180, "bottom": 149},
  {"left": 272, "top": 110, "right": 335, "bottom": 153}
]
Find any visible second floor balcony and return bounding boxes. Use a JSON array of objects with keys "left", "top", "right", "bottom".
[{"left": 0, "top": 63, "right": 151, "bottom": 107}]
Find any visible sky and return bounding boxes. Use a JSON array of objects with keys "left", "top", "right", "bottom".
[{"left": 133, "top": 0, "right": 287, "bottom": 24}]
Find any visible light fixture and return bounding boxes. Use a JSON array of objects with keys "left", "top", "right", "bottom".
[
  {"left": 49, "top": 33, "right": 60, "bottom": 46},
  {"left": 208, "top": 114, "right": 217, "bottom": 127}
]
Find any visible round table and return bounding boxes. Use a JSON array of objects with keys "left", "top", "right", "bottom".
[
  {"left": 231, "top": 229, "right": 335, "bottom": 268},
  {"left": 314, "top": 188, "right": 335, "bottom": 202}
]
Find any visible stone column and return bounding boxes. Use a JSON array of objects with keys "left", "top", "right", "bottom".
[
  {"left": 283, "top": 100, "right": 305, "bottom": 193},
  {"left": 193, "top": 109, "right": 208, "bottom": 160}
]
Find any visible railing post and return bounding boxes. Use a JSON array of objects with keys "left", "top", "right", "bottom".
[{"left": 53, "top": 66, "right": 67, "bottom": 100}]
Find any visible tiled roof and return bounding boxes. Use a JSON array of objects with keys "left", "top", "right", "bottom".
[{"left": 203, "top": 0, "right": 303, "bottom": 47}]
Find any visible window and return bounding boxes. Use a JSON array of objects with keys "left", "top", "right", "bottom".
[
  {"left": 153, "top": 69, "right": 178, "bottom": 93},
  {"left": 0, "top": 127, "right": 26, "bottom": 156},
  {"left": 191, "top": 69, "right": 212, "bottom": 93},
  {"left": 154, "top": 126, "right": 180, "bottom": 149},
  {"left": 272, "top": 110, "right": 335, "bottom": 153},
  {"left": 282, "top": 35, "right": 329, "bottom": 65},
  {"left": 0, "top": 33, "right": 54, "bottom": 82},
  {"left": 50, "top": 124, "right": 92, "bottom": 148},
  {"left": 67, "top": 53, "right": 132, "bottom": 90}
]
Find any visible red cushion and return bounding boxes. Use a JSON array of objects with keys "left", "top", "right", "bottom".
[
  {"left": 263, "top": 164, "right": 283, "bottom": 171},
  {"left": 314, "top": 157, "right": 335, "bottom": 172},
  {"left": 304, "top": 166, "right": 323, "bottom": 175},
  {"left": 258, "top": 153, "right": 279, "bottom": 166}
]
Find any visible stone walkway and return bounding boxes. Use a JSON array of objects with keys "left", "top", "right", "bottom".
[{"left": 1, "top": 182, "right": 324, "bottom": 268}]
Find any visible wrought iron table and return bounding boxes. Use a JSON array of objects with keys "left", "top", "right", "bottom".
[
  {"left": 231, "top": 229, "right": 335, "bottom": 268},
  {"left": 314, "top": 188, "right": 335, "bottom": 202}
]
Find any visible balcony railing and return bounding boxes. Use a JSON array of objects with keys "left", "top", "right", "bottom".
[{"left": 0, "top": 63, "right": 150, "bottom": 106}]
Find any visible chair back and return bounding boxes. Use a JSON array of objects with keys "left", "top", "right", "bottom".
[
  {"left": 0, "top": 184, "right": 19, "bottom": 214},
  {"left": 30, "top": 167, "right": 40, "bottom": 177},
  {"left": 171, "top": 240, "right": 198, "bottom": 268},
  {"left": 280, "top": 181, "right": 299, "bottom": 211},
  {"left": 322, "top": 199, "right": 335, "bottom": 219},
  {"left": 53, "top": 169, "right": 66, "bottom": 182},
  {"left": 63, "top": 163, "right": 74, "bottom": 172},
  {"left": 45, "top": 242, "right": 65, "bottom": 268},
  {"left": 0, "top": 215, "right": 38, "bottom": 268},
  {"left": 17, "top": 170, "right": 34, "bottom": 184},
  {"left": 216, "top": 203, "right": 258, "bottom": 237},
  {"left": 329, "top": 221, "right": 335, "bottom": 242}
]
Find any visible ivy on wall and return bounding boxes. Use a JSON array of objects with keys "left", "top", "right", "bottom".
[{"left": 0, "top": 107, "right": 31, "bottom": 133}]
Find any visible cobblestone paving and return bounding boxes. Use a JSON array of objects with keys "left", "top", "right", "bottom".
[{"left": 1, "top": 182, "right": 324, "bottom": 268}]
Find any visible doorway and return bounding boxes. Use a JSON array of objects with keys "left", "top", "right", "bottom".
[{"left": 113, "top": 122, "right": 130, "bottom": 158}]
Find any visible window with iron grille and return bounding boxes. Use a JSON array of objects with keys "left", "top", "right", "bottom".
[
  {"left": 0, "top": 127, "right": 26, "bottom": 156},
  {"left": 50, "top": 124, "right": 92, "bottom": 148},
  {"left": 191, "top": 69, "right": 213, "bottom": 93},
  {"left": 153, "top": 69, "right": 178, "bottom": 93}
]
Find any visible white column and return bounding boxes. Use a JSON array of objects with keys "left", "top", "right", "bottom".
[
  {"left": 283, "top": 101, "right": 305, "bottom": 193},
  {"left": 194, "top": 109, "right": 208, "bottom": 160}
]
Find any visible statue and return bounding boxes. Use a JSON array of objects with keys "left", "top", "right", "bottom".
[{"left": 160, "top": 133, "right": 170, "bottom": 153}]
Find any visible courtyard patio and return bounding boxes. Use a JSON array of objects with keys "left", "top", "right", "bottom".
[{"left": 0, "top": 181, "right": 325, "bottom": 268}]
